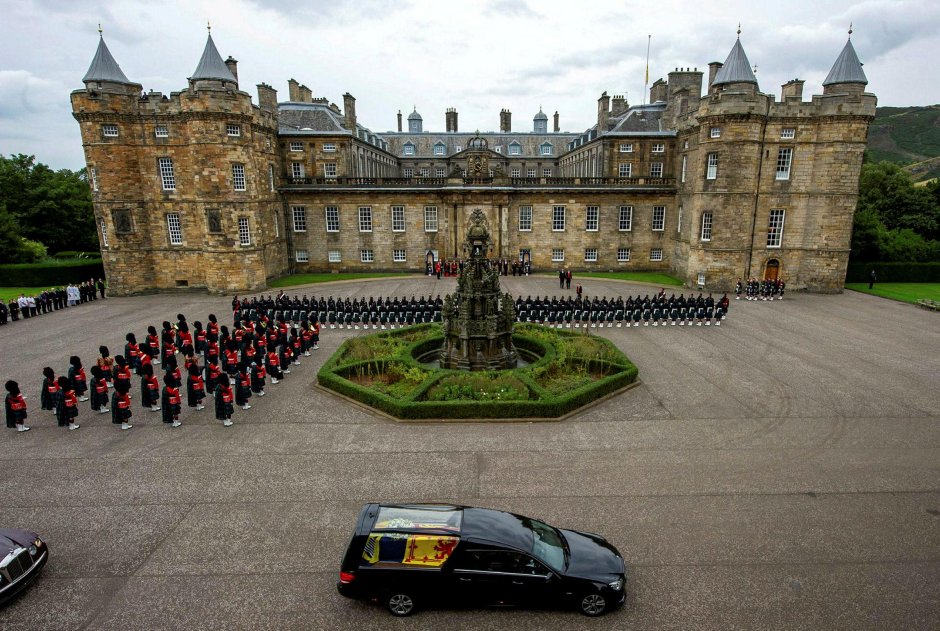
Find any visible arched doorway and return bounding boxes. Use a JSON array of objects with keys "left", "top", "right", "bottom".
[{"left": 764, "top": 259, "right": 780, "bottom": 281}]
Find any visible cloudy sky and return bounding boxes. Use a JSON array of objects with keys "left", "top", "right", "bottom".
[{"left": 1, "top": 0, "right": 938, "bottom": 170}]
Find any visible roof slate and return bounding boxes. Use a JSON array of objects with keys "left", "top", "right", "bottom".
[
  {"left": 712, "top": 39, "right": 758, "bottom": 86},
  {"left": 190, "top": 34, "right": 237, "bottom": 82},
  {"left": 823, "top": 39, "right": 868, "bottom": 86},
  {"left": 82, "top": 36, "right": 133, "bottom": 85}
]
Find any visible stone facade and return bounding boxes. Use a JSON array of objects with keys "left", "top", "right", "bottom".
[{"left": 72, "top": 33, "right": 875, "bottom": 295}]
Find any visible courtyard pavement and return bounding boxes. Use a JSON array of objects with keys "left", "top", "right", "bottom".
[{"left": 0, "top": 275, "right": 938, "bottom": 630}]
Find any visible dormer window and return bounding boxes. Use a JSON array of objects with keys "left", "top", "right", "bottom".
[
  {"left": 494, "top": 146, "right": 502, "bottom": 153},
  {"left": 455, "top": 145, "right": 462, "bottom": 153},
  {"left": 226, "top": 124, "right": 241, "bottom": 137},
  {"left": 433, "top": 142, "right": 445, "bottom": 156},
  {"left": 403, "top": 143, "right": 415, "bottom": 156},
  {"left": 540, "top": 142, "right": 553, "bottom": 156},
  {"left": 509, "top": 142, "right": 522, "bottom": 156}
]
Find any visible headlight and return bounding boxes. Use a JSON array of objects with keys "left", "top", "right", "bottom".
[
  {"left": 34, "top": 538, "right": 43, "bottom": 547},
  {"left": 608, "top": 578, "right": 624, "bottom": 591},
  {"left": 28, "top": 545, "right": 37, "bottom": 556}
]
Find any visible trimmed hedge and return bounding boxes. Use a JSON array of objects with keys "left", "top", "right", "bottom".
[
  {"left": 846, "top": 262, "right": 940, "bottom": 283},
  {"left": 0, "top": 260, "right": 104, "bottom": 287},
  {"left": 317, "top": 323, "right": 638, "bottom": 419}
]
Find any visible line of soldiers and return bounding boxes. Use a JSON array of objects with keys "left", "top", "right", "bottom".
[
  {"left": 4, "top": 310, "right": 321, "bottom": 433},
  {"left": 0, "top": 281, "right": 102, "bottom": 325},
  {"left": 735, "top": 278, "right": 786, "bottom": 300},
  {"left": 513, "top": 293, "right": 730, "bottom": 327},
  {"left": 234, "top": 295, "right": 446, "bottom": 330}
]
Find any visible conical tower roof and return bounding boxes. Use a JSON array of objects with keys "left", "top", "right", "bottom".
[
  {"left": 82, "top": 34, "right": 133, "bottom": 84},
  {"left": 712, "top": 38, "right": 758, "bottom": 86},
  {"left": 407, "top": 107, "right": 422, "bottom": 121},
  {"left": 823, "top": 38, "right": 868, "bottom": 86},
  {"left": 534, "top": 107, "right": 548, "bottom": 121},
  {"left": 190, "top": 33, "right": 236, "bottom": 82}
]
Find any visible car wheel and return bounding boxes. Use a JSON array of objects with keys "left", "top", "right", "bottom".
[
  {"left": 579, "top": 592, "right": 607, "bottom": 616},
  {"left": 386, "top": 592, "right": 416, "bottom": 617}
]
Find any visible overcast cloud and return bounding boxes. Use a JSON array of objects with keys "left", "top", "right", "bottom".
[{"left": 0, "top": 0, "right": 937, "bottom": 169}]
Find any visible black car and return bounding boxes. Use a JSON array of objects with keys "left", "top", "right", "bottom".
[
  {"left": 0, "top": 528, "right": 48, "bottom": 606},
  {"left": 337, "top": 503, "right": 626, "bottom": 617}
]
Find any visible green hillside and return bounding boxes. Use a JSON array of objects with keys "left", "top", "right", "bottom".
[{"left": 867, "top": 105, "right": 940, "bottom": 182}]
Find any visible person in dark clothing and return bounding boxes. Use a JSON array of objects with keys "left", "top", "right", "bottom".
[
  {"left": 161, "top": 374, "right": 182, "bottom": 427},
  {"left": 187, "top": 363, "right": 207, "bottom": 410},
  {"left": 89, "top": 366, "right": 109, "bottom": 414},
  {"left": 869, "top": 269, "right": 877, "bottom": 289},
  {"left": 54, "top": 376, "right": 80, "bottom": 430},
  {"left": 214, "top": 373, "right": 235, "bottom": 427},
  {"left": 111, "top": 380, "right": 133, "bottom": 430},
  {"left": 41, "top": 367, "right": 58, "bottom": 413},
  {"left": 141, "top": 364, "right": 161, "bottom": 412},
  {"left": 97, "top": 278, "right": 106, "bottom": 299},
  {"left": 68, "top": 356, "right": 89, "bottom": 402},
  {"left": 5, "top": 380, "right": 29, "bottom": 432}
]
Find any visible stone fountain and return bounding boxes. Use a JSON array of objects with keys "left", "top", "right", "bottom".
[{"left": 440, "top": 209, "right": 518, "bottom": 370}]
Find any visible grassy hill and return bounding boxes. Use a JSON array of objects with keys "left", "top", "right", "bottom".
[{"left": 867, "top": 105, "right": 940, "bottom": 183}]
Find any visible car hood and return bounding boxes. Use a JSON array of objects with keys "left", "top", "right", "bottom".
[
  {"left": 0, "top": 528, "right": 37, "bottom": 555},
  {"left": 560, "top": 529, "right": 624, "bottom": 579}
]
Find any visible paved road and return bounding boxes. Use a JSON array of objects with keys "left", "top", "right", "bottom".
[{"left": 1, "top": 276, "right": 938, "bottom": 630}]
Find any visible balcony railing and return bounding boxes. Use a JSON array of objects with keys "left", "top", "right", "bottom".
[{"left": 283, "top": 176, "right": 675, "bottom": 188}]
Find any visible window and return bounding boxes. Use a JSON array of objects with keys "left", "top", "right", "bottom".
[
  {"left": 650, "top": 162, "right": 663, "bottom": 178},
  {"left": 678, "top": 205, "right": 683, "bottom": 233},
  {"left": 269, "top": 164, "right": 275, "bottom": 191},
  {"left": 650, "top": 248, "right": 663, "bottom": 261},
  {"left": 393, "top": 249, "right": 406, "bottom": 262},
  {"left": 226, "top": 124, "right": 241, "bottom": 137},
  {"left": 424, "top": 206, "right": 438, "bottom": 232},
  {"left": 295, "top": 249, "right": 309, "bottom": 262},
  {"left": 323, "top": 143, "right": 336, "bottom": 152},
  {"left": 681, "top": 155, "right": 687, "bottom": 183},
  {"left": 781, "top": 128, "right": 796, "bottom": 139},
  {"left": 552, "top": 206, "right": 565, "bottom": 231},
  {"left": 617, "top": 247, "right": 630, "bottom": 262},
  {"left": 683, "top": 140, "right": 689, "bottom": 149},
  {"left": 619, "top": 143, "right": 633, "bottom": 153},
  {"left": 697, "top": 273, "right": 706, "bottom": 287},
  {"left": 527, "top": 168, "right": 536, "bottom": 178},
  {"left": 618, "top": 163, "right": 632, "bottom": 178},
  {"left": 328, "top": 250, "right": 342, "bottom": 263},
  {"left": 358, "top": 206, "right": 372, "bottom": 232},
  {"left": 618, "top": 206, "right": 633, "bottom": 231},
  {"left": 289, "top": 142, "right": 303, "bottom": 152},
  {"left": 518, "top": 206, "right": 532, "bottom": 231},
  {"left": 274, "top": 210, "right": 279, "bottom": 238},
  {"left": 360, "top": 249, "right": 374, "bottom": 263},
  {"left": 403, "top": 168, "right": 413, "bottom": 178},
  {"left": 767, "top": 209, "right": 785, "bottom": 248},
  {"left": 166, "top": 213, "right": 183, "bottom": 245},
  {"left": 291, "top": 162, "right": 305, "bottom": 179},
  {"left": 419, "top": 168, "right": 429, "bottom": 178},
  {"left": 709, "top": 127, "right": 721, "bottom": 138},
  {"left": 551, "top": 248, "right": 564, "bottom": 262},
  {"left": 231, "top": 164, "right": 246, "bottom": 191},
  {"left": 102, "top": 124, "right": 118, "bottom": 137},
  {"left": 323, "top": 206, "right": 339, "bottom": 232},
  {"left": 706, "top": 153, "right": 718, "bottom": 180},
  {"left": 158, "top": 158, "right": 176, "bottom": 191},
  {"left": 436, "top": 167, "right": 445, "bottom": 177},
  {"left": 511, "top": 168, "right": 521, "bottom": 178},
  {"left": 238, "top": 217, "right": 251, "bottom": 245},
  {"left": 542, "top": 168, "right": 552, "bottom": 177},
  {"left": 494, "top": 146, "right": 502, "bottom": 154},
  {"left": 403, "top": 144, "right": 415, "bottom": 156},
  {"left": 291, "top": 206, "right": 307, "bottom": 232},
  {"left": 776, "top": 148, "right": 793, "bottom": 180},
  {"left": 455, "top": 145, "right": 462, "bottom": 152},
  {"left": 90, "top": 167, "right": 98, "bottom": 192},
  {"left": 434, "top": 144, "right": 445, "bottom": 156},
  {"left": 584, "top": 248, "right": 598, "bottom": 262},
  {"left": 701, "top": 211, "right": 713, "bottom": 241},
  {"left": 652, "top": 143, "right": 665, "bottom": 153},
  {"left": 540, "top": 143, "right": 553, "bottom": 156},
  {"left": 652, "top": 206, "right": 665, "bottom": 231},
  {"left": 509, "top": 143, "right": 521, "bottom": 155},
  {"left": 585, "top": 206, "right": 599, "bottom": 231},
  {"left": 99, "top": 217, "right": 108, "bottom": 247},
  {"left": 155, "top": 125, "right": 168, "bottom": 138},
  {"left": 324, "top": 163, "right": 337, "bottom": 178}
]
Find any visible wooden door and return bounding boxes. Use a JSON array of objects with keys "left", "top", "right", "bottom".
[{"left": 764, "top": 259, "right": 780, "bottom": 281}]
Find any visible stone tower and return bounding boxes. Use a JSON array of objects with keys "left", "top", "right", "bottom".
[{"left": 71, "top": 30, "right": 287, "bottom": 295}]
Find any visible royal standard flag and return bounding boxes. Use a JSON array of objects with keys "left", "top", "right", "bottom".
[{"left": 402, "top": 535, "right": 459, "bottom": 567}]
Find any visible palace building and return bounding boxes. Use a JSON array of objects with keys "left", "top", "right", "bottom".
[{"left": 71, "top": 29, "right": 876, "bottom": 295}]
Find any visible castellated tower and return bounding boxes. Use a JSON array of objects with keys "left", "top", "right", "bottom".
[
  {"left": 71, "top": 31, "right": 287, "bottom": 295},
  {"left": 670, "top": 32, "right": 876, "bottom": 292}
]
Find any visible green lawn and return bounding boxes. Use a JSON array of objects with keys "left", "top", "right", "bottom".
[
  {"left": 576, "top": 271, "right": 684, "bottom": 287},
  {"left": 0, "top": 287, "right": 50, "bottom": 301},
  {"left": 268, "top": 272, "right": 411, "bottom": 288},
  {"left": 845, "top": 283, "right": 940, "bottom": 304}
]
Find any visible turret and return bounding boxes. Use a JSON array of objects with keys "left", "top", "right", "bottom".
[
  {"left": 189, "top": 31, "right": 238, "bottom": 91},
  {"left": 533, "top": 107, "right": 548, "bottom": 133},
  {"left": 823, "top": 32, "right": 868, "bottom": 97},
  {"left": 408, "top": 107, "right": 423, "bottom": 133},
  {"left": 711, "top": 29, "right": 758, "bottom": 94},
  {"left": 81, "top": 30, "right": 141, "bottom": 96}
]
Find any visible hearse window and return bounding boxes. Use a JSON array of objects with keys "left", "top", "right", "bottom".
[
  {"left": 457, "top": 550, "right": 547, "bottom": 575},
  {"left": 373, "top": 506, "right": 461, "bottom": 532}
]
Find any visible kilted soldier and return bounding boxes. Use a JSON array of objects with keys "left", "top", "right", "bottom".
[
  {"left": 695, "top": 295, "right": 706, "bottom": 326},
  {"left": 632, "top": 304, "right": 642, "bottom": 327},
  {"left": 68, "top": 356, "right": 89, "bottom": 401},
  {"left": 146, "top": 326, "right": 161, "bottom": 364},
  {"left": 5, "top": 380, "right": 30, "bottom": 432},
  {"left": 250, "top": 357, "right": 266, "bottom": 397},
  {"left": 54, "top": 376, "right": 80, "bottom": 430},
  {"left": 161, "top": 375, "right": 182, "bottom": 427},
  {"left": 193, "top": 321, "right": 207, "bottom": 356},
  {"left": 279, "top": 342, "right": 293, "bottom": 374},
  {"left": 223, "top": 340, "right": 240, "bottom": 376},
  {"left": 164, "top": 356, "right": 182, "bottom": 389},
  {"left": 140, "top": 364, "right": 161, "bottom": 412},
  {"left": 111, "top": 380, "right": 133, "bottom": 430},
  {"left": 205, "top": 357, "right": 222, "bottom": 396},
  {"left": 206, "top": 333, "right": 220, "bottom": 366},
  {"left": 642, "top": 301, "right": 651, "bottom": 326},
  {"left": 161, "top": 322, "right": 177, "bottom": 362},
  {"left": 89, "top": 366, "right": 109, "bottom": 413},
  {"left": 113, "top": 355, "right": 133, "bottom": 393},
  {"left": 182, "top": 346, "right": 199, "bottom": 375},
  {"left": 719, "top": 294, "right": 730, "bottom": 322},
  {"left": 97, "top": 346, "right": 115, "bottom": 387},
  {"left": 670, "top": 298, "right": 680, "bottom": 326},
  {"left": 705, "top": 294, "right": 716, "bottom": 325},
  {"left": 125, "top": 333, "right": 142, "bottom": 374},
  {"left": 186, "top": 363, "right": 207, "bottom": 410},
  {"left": 235, "top": 363, "right": 252, "bottom": 410},
  {"left": 41, "top": 367, "right": 59, "bottom": 413},
  {"left": 207, "top": 314, "right": 220, "bottom": 340},
  {"left": 290, "top": 329, "right": 302, "bottom": 365},
  {"left": 735, "top": 279, "right": 743, "bottom": 300},
  {"left": 651, "top": 301, "right": 662, "bottom": 326},
  {"left": 778, "top": 280, "right": 786, "bottom": 300},
  {"left": 311, "top": 319, "right": 320, "bottom": 350},
  {"left": 300, "top": 322, "right": 313, "bottom": 356},
  {"left": 214, "top": 373, "right": 235, "bottom": 427},
  {"left": 0, "top": 300, "right": 7, "bottom": 325},
  {"left": 177, "top": 319, "right": 192, "bottom": 351},
  {"left": 266, "top": 348, "right": 283, "bottom": 384}
]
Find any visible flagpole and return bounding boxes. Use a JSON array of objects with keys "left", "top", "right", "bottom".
[{"left": 643, "top": 35, "right": 651, "bottom": 105}]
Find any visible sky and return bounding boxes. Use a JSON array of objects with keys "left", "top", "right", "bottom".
[{"left": 1, "top": 0, "right": 938, "bottom": 170}]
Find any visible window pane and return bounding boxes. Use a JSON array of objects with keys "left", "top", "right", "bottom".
[
  {"left": 166, "top": 213, "right": 182, "bottom": 245},
  {"left": 706, "top": 153, "right": 718, "bottom": 180},
  {"left": 776, "top": 148, "right": 792, "bottom": 180},
  {"left": 325, "top": 206, "right": 339, "bottom": 232},
  {"left": 701, "top": 211, "right": 712, "bottom": 241},
  {"left": 158, "top": 158, "right": 176, "bottom": 191},
  {"left": 767, "top": 209, "right": 785, "bottom": 247},
  {"left": 551, "top": 248, "right": 564, "bottom": 262},
  {"left": 424, "top": 206, "right": 438, "bottom": 232},
  {"left": 552, "top": 206, "right": 565, "bottom": 231},
  {"left": 519, "top": 206, "right": 532, "bottom": 231},
  {"left": 585, "top": 206, "right": 598, "bottom": 231},
  {"left": 232, "top": 164, "right": 246, "bottom": 191},
  {"left": 328, "top": 250, "right": 341, "bottom": 262},
  {"left": 617, "top": 247, "right": 630, "bottom": 262},
  {"left": 292, "top": 206, "right": 307, "bottom": 232},
  {"left": 295, "top": 249, "right": 309, "bottom": 262},
  {"left": 650, "top": 248, "right": 663, "bottom": 261},
  {"left": 391, "top": 206, "right": 405, "bottom": 232},
  {"left": 360, "top": 249, "right": 374, "bottom": 263},
  {"left": 238, "top": 217, "right": 250, "bottom": 245},
  {"left": 652, "top": 206, "right": 665, "bottom": 231},
  {"left": 359, "top": 207, "right": 372, "bottom": 232}
]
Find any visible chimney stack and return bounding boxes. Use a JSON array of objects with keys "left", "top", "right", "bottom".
[
  {"left": 597, "top": 92, "right": 610, "bottom": 133},
  {"left": 397, "top": 110, "right": 402, "bottom": 132},
  {"left": 288, "top": 78, "right": 301, "bottom": 102},
  {"left": 781, "top": 79, "right": 805, "bottom": 101},
  {"left": 708, "top": 62, "right": 723, "bottom": 91},
  {"left": 446, "top": 107, "right": 458, "bottom": 132},
  {"left": 224, "top": 57, "right": 238, "bottom": 85},
  {"left": 553, "top": 111, "right": 560, "bottom": 132},
  {"left": 500, "top": 108, "right": 512, "bottom": 133},
  {"left": 257, "top": 83, "right": 277, "bottom": 112},
  {"left": 649, "top": 79, "right": 668, "bottom": 103},
  {"left": 343, "top": 93, "right": 357, "bottom": 130}
]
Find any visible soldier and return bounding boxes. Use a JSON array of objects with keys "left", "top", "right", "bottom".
[
  {"left": 40, "top": 367, "right": 58, "bottom": 413},
  {"left": 111, "top": 379, "right": 133, "bottom": 430},
  {"left": 214, "top": 373, "right": 235, "bottom": 427},
  {"left": 113, "top": 355, "right": 133, "bottom": 393},
  {"left": 68, "top": 356, "right": 89, "bottom": 402},
  {"left": 235, "top": 362, "right": 252, "bottom": 410},
  {"left": 205, "top": 357, "right": 222, "bottom": 396},
  {"left": 186, "top": 363, "right": 207, "bottom": 410},
  {"left": 89, "top": 366, "right": 110, "bottom": 414},
  {"left": 140, "top": 364, "right": 161, "bottom": 412},
  {"left": 266, "top": 346, "right": 283, "bottom": 384},
  {"left": 5, "top": 380, "right": 29, "bottom": 432},
  {"left": 54, "top": 376, "right": 80, "bottom": 430},
  {"left": 164, "top": 355, "right": 183, "bottom": 390},
  {"left": 125, "top": 333, "right": 142, "bottom": 374},
  {"left": 735, "top": 279, "right": 743, "bottom": 299},
  {"left": 162, "top": 374, "right": 182, "bottom": 427},
  {"left": 250, "top": 357, "right": 267, "bottom": 397},
  {"left": 97, "top": 346, "right": 115, "bottom": 387},
  {"left": 145, "top": 326, "right": 161, "bottom": 364}
]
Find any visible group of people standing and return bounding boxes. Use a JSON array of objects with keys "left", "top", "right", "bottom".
[
  {"left": 735, "top": 278, "right": 786, "bottom": 301},
  {"left": 0, "top": 279, "right": 105, "bottom": 325},
  {"left": 4, "top": 310, "right": 321, "bottom": 434},
  {"left": 514, "top": 291, "right": 731, "bottom": 327}
]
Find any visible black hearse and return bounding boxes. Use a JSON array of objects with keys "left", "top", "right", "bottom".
[{"left": 0, "top": 528, "right": 48, "bottom": 606}]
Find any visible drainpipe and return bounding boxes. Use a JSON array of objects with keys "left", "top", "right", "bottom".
[{"left": 745, "top": 97, "right": 771, "bottom": 279}]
